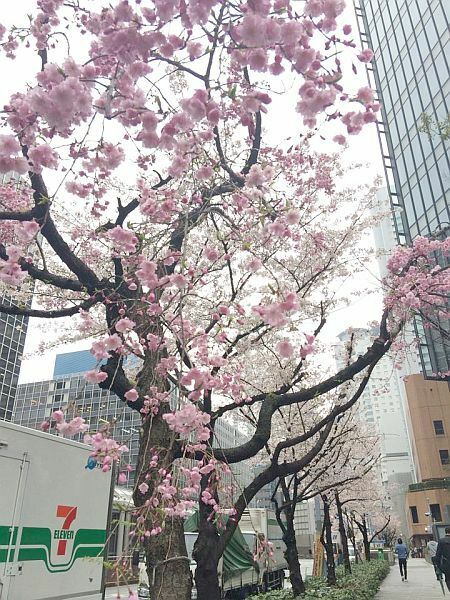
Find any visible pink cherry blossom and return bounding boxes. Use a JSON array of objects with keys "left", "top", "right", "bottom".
[
  {"left": 356, "top": 86, "right": 375, "bottom": 104},
  {"left": 204, "top": 247, "right": 220, "bottom": 261},
  {"left": 84, "top": 370, "right": 108, "bottom": 384},
  {"left": 107, "top": 226, "right": 138, "bottom": 254},
  {"left": 56, "top": 416, "right": 89, "bottom": 437},
  {"left": 28, "top": 144, "right": 59, "bottom": 173},
  {"left": 357, "top": 48, "right": 374, "bottom": 62},
  {"left": 118, "top": 472, "right": 127, "bottom": 485},
  {"left": 138, "top": 482, "right": 149, "bottom": 495},
  {"left": 115, "top": 317, "right": 136, "bottom": 333},
  {"left": 14, "top": 220, "right": 40, "bottom": 243},
  {"left": 277, "top": 339, "right": 294, "bottom": 358},
  {"left": 52, "top": 410, "right": 65, "bottom": 423},
  {"left": 0, "top": 135, "right": 28, "bottom": 174},
  {"left": 125, "top": 389, "right": 139, "bottom": 402}
]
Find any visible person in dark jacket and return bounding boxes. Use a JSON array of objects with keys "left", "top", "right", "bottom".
[
  {"left": 436, "top": 527, "right": 450, "bottom": 591},
  {"left": 394, "top": 538, "right": 409, "bottom": 581}
]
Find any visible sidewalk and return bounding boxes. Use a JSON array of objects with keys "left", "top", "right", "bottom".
[{"left": 376, "top": 558, "right": 446, "bottom": 599}]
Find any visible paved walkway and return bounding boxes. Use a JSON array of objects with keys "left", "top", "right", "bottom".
[{"left": 376, "top": 558, "right": 446, "bottom": 599}]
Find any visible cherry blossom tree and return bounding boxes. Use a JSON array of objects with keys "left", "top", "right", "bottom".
[
  {"left": 0, "top": 2, "right": 449, "bottom": 600},
  {"left": 269, "top": 408, "right": 379, "bottom": 594},
  {"left": 339, "top": 474, "right": 393, "bottom": 562}
]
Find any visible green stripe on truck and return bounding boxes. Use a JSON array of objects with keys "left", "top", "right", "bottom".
[{"left": 0, "top": 525, "right": 106, "bottom": 572}]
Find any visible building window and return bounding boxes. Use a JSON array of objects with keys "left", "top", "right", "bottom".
[
  {"left": 434, "top": 420, "right": 445, "bottom": 435},
  {"left": 439, "top": 450, "right": 450, "bottom": 465},
  {"left": 430, "top": 504, "right": 442, "bottom": 522},
  {"left": 410, "top": 506, "right": 419, "bottom": 523}
]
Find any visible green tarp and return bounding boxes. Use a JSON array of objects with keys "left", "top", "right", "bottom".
[{"left": 184, "top": 511, "right": 256, "bottom": 582}]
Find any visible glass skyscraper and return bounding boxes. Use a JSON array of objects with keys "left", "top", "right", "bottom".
[
  {"left": 0, "top": 294, "right": 29, "bottom": 420},
  {"left": 355, "top": 0, "right": 449, "bottom": 378}
]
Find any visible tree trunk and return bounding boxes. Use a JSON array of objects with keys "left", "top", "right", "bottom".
[
  {"left": 275, "top": 476, "right": 305, "bottom": 596},
  {"left": 142, "top": 518, "right": 191, "bottom": 600},
  {"left": 134, "top": 416, "right": 192, "bottom": 600},
  {"left": 361, "top": 519, "right": 371, "bottom": 561},
  {"left": 321, "top": 495, "right": 336, "bottom": 586},
  {"left": 283, "top": 514, "right": 305, "bottom": 596},
  {"left": 345, "top": 512, "right": 359, "bottom": 565},
  {"left": 193, "top": 502, "right": 221, "bottom": 600},
  {"left": 334, "top": 491, "right": 351, "bottom": 574},
  {"left": 354, "top": 514, "right": 372, "bottom": 562}
]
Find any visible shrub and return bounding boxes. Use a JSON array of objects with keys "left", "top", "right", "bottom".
[{"left": 250, "top": 560, "right": 389, "bottom": 600}]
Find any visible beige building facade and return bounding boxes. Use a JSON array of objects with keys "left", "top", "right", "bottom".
[{"left": 404, "top": 375, "right": 450, "bottom": 546}]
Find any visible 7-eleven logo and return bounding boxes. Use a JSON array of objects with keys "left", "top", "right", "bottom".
[{"left": 53, "top": 505, "right": 77, "bottom": 556}]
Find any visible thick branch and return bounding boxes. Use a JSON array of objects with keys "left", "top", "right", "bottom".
[
  {"left": 0, "top": 209, "right": 37, "bottom": 221},
  {"left": 0, "top": 243, "right": 86, "bottom": 292},
  {"left": 213, "top": 312, "right": 392, "bottom": 420},
  {"left": 217, "top": 421, "right": 334, "bottom": 555},
  {"left": 25, "top": 166, "right": 101, "bottom": 290},
  {"left": 0, "top": 296, "right": 98, "bottom": 319},
  {"left": 205, "top": 319, "right": 392, "bottom": 465}
]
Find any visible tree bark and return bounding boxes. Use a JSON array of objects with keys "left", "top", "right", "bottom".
[
  {"left": 321, "top": 495, "right": 336, "bottom": 586},
  {"left": 345, "top": 511, "right": 359, "bottom": 565},
  {"left": 283, "top": 520, "right": 305, "bottom": 596},
  {"left": 193, "top": 517, "right": 221, "bottom": 600},
  {"left": 274, "top": 477, "right": 306, "bottom": 597},
  {"left": 361, "top": 518, "right": 371, "bottom": 562},
  {"left": 193, "top": 474, "right": 221, "bottom": 600},
  {"left": 133, "top": 416, "right": 192, "bottom": 600},
  {"left": 334, "top": 491, "right": 351, "bottom": 573}
]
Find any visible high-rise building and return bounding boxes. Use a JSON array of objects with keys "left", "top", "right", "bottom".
[
  {"left": 0, "top": 174, "right": 33, "bottom": 420},
  {"left": 53, "top": 349, "right": 102, "bottom": 377},
  {"left": 0, "top": 294, "right": 29, "bottom": 421},
  {"left": 403, "top": 374, "right": 450, "bottom": 546},
  {"left": 335, "top": 328, "right": 415, "bottom": 534},
  {"left": 355, "top": 0, "right": 450, "bottom": 378}
]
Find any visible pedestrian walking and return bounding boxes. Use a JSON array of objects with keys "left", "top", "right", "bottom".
[
  {"left": 394, "top": 537, "right": 409, "bottom": 582},
  {"left": 436, "top": 527, "right": 450, "bottom": 592},
  {"left": 427, "top": 539, "right": 441, "bottom": 579}
]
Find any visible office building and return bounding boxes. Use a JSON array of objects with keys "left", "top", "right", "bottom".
[
  {"left": 403, "top": 374, "right": 450, "bottom": 546},
  {"left": 336, "top": 329, "right": 415, "bottom": 534},
  {"left": 0, "top": 294, "right": 29, "bottom": 421},
  {"left": 53, "top": 349, "right": 102, "bottom": 377},
  {"left": 0, "top": 174, "right": 33, "bottom": 420},
  {"left": 14, "top": 372, "right": 142, "bottom": 486},
  {"left": 14, "top": 352, "right": 252, "bottom": 493},
  {"left": 294, "top": 499, "right": 316, "bottom": 557},
  {"left": 249, "top": 465, "right": 283, "bottom": 510},
  {"left": 355, "top": 0, "right": 450, "bottom": 378}
]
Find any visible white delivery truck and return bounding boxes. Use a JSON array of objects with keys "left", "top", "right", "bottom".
[
  {"left": 138, "top": 507, "right": 287, "bottom": 599},
  {"left": 0, "top": 420, "right": 114, "bottom": 600},
  {"left": 237, "top": 508, "right": 287, "bottom": 593}
]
